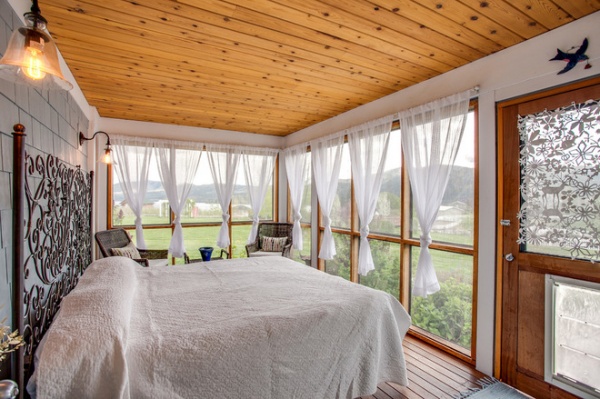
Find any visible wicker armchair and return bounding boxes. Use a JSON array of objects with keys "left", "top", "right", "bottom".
[
  {"left": 95, "top": 229, "right": 175, "bottom": 267},
  {"left": 245, "top": 222, "right": 293, "bottom": 258}
]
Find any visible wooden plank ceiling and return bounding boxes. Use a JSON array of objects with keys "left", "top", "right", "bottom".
[{"left": 40, "top": 0, "right": 599, "bottom": 136}]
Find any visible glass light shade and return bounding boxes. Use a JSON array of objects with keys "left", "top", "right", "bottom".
[
  {"left": 0, "top": 13, "right": 73, "bottom": 91},
  {"left": 101, "top": 147, "right": 113, "bottom": 164}
]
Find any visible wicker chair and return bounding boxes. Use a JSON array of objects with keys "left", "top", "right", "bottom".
[
  {"left": 95, "top": 229, "right": 175, "bottom": 267},
  {"left": 245, "top": 222, "right": 293, "bottom": 258}
]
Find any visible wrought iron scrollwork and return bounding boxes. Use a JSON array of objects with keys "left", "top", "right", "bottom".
[{"left": 21, "top": 151, "right": 93, "bottom": 368}]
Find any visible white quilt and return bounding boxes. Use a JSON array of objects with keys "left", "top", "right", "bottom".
[{"left": 35, "top": 256, "right": 411, "bottom": 399}]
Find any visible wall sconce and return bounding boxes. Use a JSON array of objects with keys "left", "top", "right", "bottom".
[
  {"left": 0, "top": 0, "right": 73, "bottom": 91},
  {"left": 79, "top": 131, "right": 113, "bottom": 164}
]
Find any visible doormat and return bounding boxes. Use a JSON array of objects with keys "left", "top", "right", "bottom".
[{"left": 454, "top": 377, "right": 531, "bottom": 399}]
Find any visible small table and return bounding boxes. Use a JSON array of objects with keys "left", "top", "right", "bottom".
[{"left": 185, "top": 248, "right": 230, "bottom": 263}]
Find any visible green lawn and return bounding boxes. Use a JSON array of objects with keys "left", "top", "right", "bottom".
[{"left": 126, "top": 224, "right": 253, "bottom": 264}]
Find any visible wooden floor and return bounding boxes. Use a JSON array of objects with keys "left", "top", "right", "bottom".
[{"left": 360, "top": 335, "right": 487, "bottom": 399}]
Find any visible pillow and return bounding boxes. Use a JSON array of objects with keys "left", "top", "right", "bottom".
[
  {"left": 110, "top": 241, "right": 141, "bottom": 259},
  {"left": 260, "top": 236, "right": 288, "bottom": 252}
]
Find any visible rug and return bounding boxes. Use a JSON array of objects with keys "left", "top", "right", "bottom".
[{"left": 454, "top": 377, "right": 531, "bottom": 398}]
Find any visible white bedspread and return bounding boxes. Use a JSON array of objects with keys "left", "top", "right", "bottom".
[{"left": 35, "top": 256, "right": 411, "bottom": 399}]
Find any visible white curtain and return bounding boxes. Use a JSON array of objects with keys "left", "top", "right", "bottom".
[
  {"left": 348, "top": 115, "right": 393, "bottom": 276},
  {"left": 206, "top": 145, "right": 242, "bottom": 248},
  {"left": 283, "top": 144, "right": 310, "bottom": 251},
  {"left": 155, "top": 142, "right": 203, "bottom": 258},
  {"left": 112, "top": 137, "right": 153, "bottom": 248},
  {"left": 311, "top": 134, "right": 345, "bottom": 259},
  {"left": 398, "top": 90, "right": 470, "bottom": 297},
  {"left": 243, "top": 148, "right": 278, "bottom": 244}
]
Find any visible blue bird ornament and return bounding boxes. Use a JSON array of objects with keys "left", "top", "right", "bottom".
[{"left": 550, "top": 38, "right": 592, "bottom": 75}]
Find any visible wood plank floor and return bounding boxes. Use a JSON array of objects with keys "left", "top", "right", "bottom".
[{"left": 360, "top": 335, "right": 487, "bottom": 399}]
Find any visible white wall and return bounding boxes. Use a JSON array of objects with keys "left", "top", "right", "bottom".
[{"left": 283, "top": 11, "right": 600, "bottom": 375}]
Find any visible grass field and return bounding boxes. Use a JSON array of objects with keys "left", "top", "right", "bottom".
[{"left": 126, "top": 224, "right": 254, "bottom": 264}]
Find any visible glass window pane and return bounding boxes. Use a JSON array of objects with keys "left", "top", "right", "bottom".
[
  {"left": 291, "top": 226, "right": 312, "bottom": 265},
  {"left": 359, "top": 240, "right": 400, "bottom": 298},
  {"left": 300, "top": 154, "right": 312, "bottom": 224},
  {"left": 127, "top": 227, "right": 171, "bottom": 250},
  {"left": 411, "top": 111, "right": 475, "bottom": 246},
  {"left": 409, "top": 246, "right": 473, "bottom": 350},
  {"left": 371, "top": 130, "right": 401, "bottom": 236},
  {"left": 231, "top": 156, "right": 274, "bottom": 223},
  {"left": 113, "top": 155, "right": 171, "bottom": 226},
  {"left": 184, "top": 156, "right": 221, "bottom": 224},
  {"left": 258, "top": 182, "right": 273, "bottom": 221},
  {"left": 324, "top": 232, "right": 350, "bottom": 280},
  {"left": 330, "top": 143, "right": 351, "bottom": 229},
  {"left": 231, "top": 160, "right": 251, "bottom": 223},
  {"left": 181, "top": 226, "right": 226, "bottom": 260},
  {"left": 231, "top": 224, "right": 252, "bottom": 258}
]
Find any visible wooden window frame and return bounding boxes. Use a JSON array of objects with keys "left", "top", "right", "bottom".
[
  {"left": 107, "top": 150, "right": 279, "bottom": 256},
  {"left": 313, "top": 102, "right": 479, "bottom": 363}
]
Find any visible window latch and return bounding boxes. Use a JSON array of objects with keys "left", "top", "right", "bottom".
[{"left": 500, "top": 219, "right": 511, "bottom": 226}]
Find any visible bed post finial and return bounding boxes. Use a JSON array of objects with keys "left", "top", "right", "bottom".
[
  {"left": 12, "top": 124, "right": 25, "bottom": 135},
  {"left": 11, "top": 124, "right": 26, "bottom": 399}
]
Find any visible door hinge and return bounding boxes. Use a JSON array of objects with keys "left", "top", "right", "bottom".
[{"left": 500, "top": 219, "right": 511, "bottom": 226}]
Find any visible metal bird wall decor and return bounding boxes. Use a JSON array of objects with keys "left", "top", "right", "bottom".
[{"left": 550, "top": 38, "right": 592, "bottom": 75}]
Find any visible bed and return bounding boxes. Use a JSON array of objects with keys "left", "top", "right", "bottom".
[
  {"left": 30, "top": 256, "right": 410, "bottom": 399},
  {"left": 10, "top": 126, "right": 411, "bottom": 399}
]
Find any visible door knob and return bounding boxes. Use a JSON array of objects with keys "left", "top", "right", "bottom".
[{"left": 505, "top": 253, "right": 514, "bottom": 262}]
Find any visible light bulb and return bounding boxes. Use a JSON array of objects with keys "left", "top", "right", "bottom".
[
  {"left": 24, "top": 47, "right": 46, "bottom": 80},
  {"left": 102, "top": 148, "right": 113, "bottom": 164},
  {"left": 23, "top": 38, "right": 46, "bottom": 80}
]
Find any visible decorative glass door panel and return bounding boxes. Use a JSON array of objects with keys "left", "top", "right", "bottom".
[{"left": 518, "top": 100, "right": 600, "bottom": 261}]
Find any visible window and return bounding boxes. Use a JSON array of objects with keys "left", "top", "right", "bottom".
[
  {"left": 545, "top": 275, "right": 600, "bottom": 398},
  {"left": 316, "top": 107, "right": 478, "bottom": 359},
  {"left": 408, "top": 110, "right": 476, "bottom": 354},
  {"left": 109, "top": 144, "right": 277, "bottom": 260}
]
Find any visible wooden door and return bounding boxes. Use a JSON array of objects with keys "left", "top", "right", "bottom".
[{"left": 498, "top": 78, "right": 600, "bottom": 399}]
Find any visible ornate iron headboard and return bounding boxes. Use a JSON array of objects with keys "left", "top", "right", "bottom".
[{"left": 11, "top": 124, "right": 94, "bottom": 395}]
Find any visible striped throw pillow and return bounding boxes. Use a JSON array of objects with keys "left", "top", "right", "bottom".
[
  {"left": 261, "top": 236, "right": 288, "bottom": 252},
  {"left": 111, "top": 241, "right": 141, "bottom": 259}
]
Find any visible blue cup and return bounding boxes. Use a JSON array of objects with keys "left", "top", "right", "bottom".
[{"left": 199, "top": 247, "right": 214, "bottom": 261}]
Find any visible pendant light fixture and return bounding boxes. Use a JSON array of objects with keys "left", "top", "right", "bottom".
[{"left": 0, "top": 0, "right": 73, "bottom": 91}]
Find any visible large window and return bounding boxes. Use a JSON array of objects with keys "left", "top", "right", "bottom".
[
  {"left": 316, "top": 107, "right": 478, "bottom": 360},
  {"left": 109, "top": 145, "right": 277, "bottom": 261}
]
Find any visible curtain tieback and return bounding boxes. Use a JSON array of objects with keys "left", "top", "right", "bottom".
[
  {"left": 134, "top": 216, "right": 142, "bottom": 225},
  {"left": 420, "top": 234, "right": 432, "bottom": 248},
  {"left": 323, "top": 215, "right": 331, "bottom": 228},
  {"left": 360, "top": 226, "right": 370, "bottom": 238},
  {"left": 222, "top": 213, "right": 230, "bottom": 223},
  {"left": 293, "top": 211, "right": 302, "bottom": 223}
]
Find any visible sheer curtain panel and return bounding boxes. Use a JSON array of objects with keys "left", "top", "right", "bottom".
[
  {"left": 348, "top": 116, "right": 393, "bottom": 276},
  {"left": 283, "top": 144, "right": 310, "bottom": 251},
  {"left": 243, "top": 148, "right": 278, "bottom": 244},
  {"left": 155, "top": 142, "right": 203, "bottom": 258},
  {"left": 207, "top": 145, "right": 242, "bottom": 248},
  {"left": 112, "top": 137, "right": 153, "bottom": 248},
  {"left": 398, "top": 90, "right": 470, "bottom": 297},
  {"left": 311, "top": 134, "right": 344, "bottom": 259}
]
